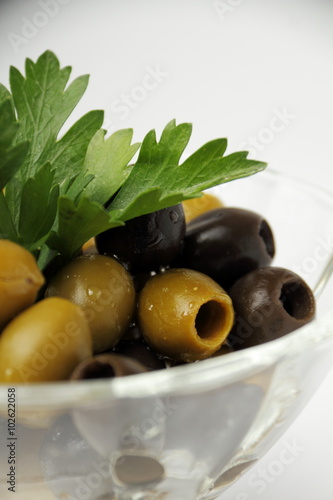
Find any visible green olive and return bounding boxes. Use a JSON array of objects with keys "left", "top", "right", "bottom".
[
  {"left": 138, "top": 268, "right": 234, "bottom": 362},
  {"left": 0, "top": 297, "right": 92, "bottom": 383},
  {"left": 45, "top": 254, "right": 136, "bottom": 353},
  {"left": 0, "top": 239, "right": 45, "bottom": 330},
  {"left": 182, "top": 192, "right": 223, "bottom": 223},
  {"left": 81, "top": 237, "right": 98, "bottom": 255}
]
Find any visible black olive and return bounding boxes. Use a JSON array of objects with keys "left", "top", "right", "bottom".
[
  {"left": 180, "top": 207, "right": 275, "bottom": 290},
  {"left": 227, "top": 266, "right": 316, "bottom": 350},
  {"left": 95, "top": 204, "right": 185, "bottom": 273},
  {"left": 113, "top": 339, "right": 166, "bottom": 371},
  {"left": 70, "top": 353, "right": 147, "bottom": 380}
]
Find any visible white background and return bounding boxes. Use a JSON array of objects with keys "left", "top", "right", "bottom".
[{"left": 0, "top": 1, "right": 332, "bottom": 499}]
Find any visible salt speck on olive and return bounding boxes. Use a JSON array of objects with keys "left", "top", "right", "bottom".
[
  {"left": 45, "top": 254, "right": 136, "bottom": 353},
  {"left": 138, "top": 268, "right": 234, "bottom": 362}
]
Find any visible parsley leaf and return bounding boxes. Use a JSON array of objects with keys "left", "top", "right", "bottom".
[
  {"left": 0, "top": 98, "right": 29, "bottom": 190},
  {"left": 2, "top": 50, "right": 105, "bottom": 262},
  {"left": 42, "top": 128, "right": 140, "bottom": 262},
  {"left": 83, "top": 128, "right": 140, "bottom": 204},
  {"left": 47, "top": 196, "right": 122, "bottom": 260},
  {"left": 0, "top": 51, "right": 267, "bottom": 272},
  {"left": 9, "top": 50, "right": 96, "bottom": 182},
  {"left": 108, "top": 120, "right": 267, "bottom": 220},
  {"left": 38, "top": 110, "right": 104, "bottom": 187},
  {"left": 0, "top": 83, "right": 13, "bottom": 109},
  {"left": 0, "top": 94, "right": 29, "bottom": 242},
  {"left": 18, "top": 163, "right": 59, "bottom": 251},
  {"left": 0, "top": 191, "right": 19, "bottom": 241},
  {"left": 5, "top": 50, "right": 103, "bottom": 233}
]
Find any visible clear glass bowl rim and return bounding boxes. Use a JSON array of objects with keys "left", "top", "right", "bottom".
[{"left": 1, "top": 168, "right": 333, "bottom": 409}]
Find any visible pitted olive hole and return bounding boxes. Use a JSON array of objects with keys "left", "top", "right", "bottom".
[
  {"left": 279, "top": 281, "right": 313, "bottom": 320},
  {"left": 79, "top": 361, "right": 115, "bottom": 379},
  {"left": 114, "top": 454, "right": 165, "bottom": 485},
  {"left": 259, "top": 219, "right": 275, "bottom": 258},
  {"left": 195, "top": 300, "right": 227, "bottom": 340}
]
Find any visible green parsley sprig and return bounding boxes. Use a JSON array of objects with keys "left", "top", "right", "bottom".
[{"left": 0, "top": 50, "right": 267, "bottom": 272}]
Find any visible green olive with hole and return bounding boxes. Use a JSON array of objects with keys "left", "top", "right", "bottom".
[
  {"left": 45, "top": 254, "right": 136, "bottom": 353},
  {"left": 0, "top": 239, "right": 45, "bottom": 330},
  {"left": 0, "top": 297, "right": 92, "bottom": 383},
  {"left": 138, "top": 268, "right": 234, "bottom": 362}
]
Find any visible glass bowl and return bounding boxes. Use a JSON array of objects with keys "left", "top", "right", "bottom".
[{"left": 0, "top": 169, "right": 333, "bottom": 500}]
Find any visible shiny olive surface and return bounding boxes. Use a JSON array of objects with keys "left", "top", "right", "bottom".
[
  {"left": 182, "top": 192, "right": 223, "bottom": 223},
  {"left": 0, "top": 297, "right": 92, "bottom": 383},
  {"left": 0, "top": 239, "right": 45, "bottom": 330},
  {"left": 181, "top": 207, "right": 275, "bottom": 290},
  {"left": 138, "top": 268, "right": 234, "bottom": 362},
  {"left": 45, "top": 254, "right": 136, "bottom": 353},
  {"left": 95, "top": 204, "right": 185, "bottom": 272},
  {"left": 228, "top": 266, "right": 316, "bottom": 350},
  {"left": 81, "top": 237, "right": 98, "bottom": 254}
]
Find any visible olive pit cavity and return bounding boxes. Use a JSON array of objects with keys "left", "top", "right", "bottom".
[
  {"left": 279, "top": 281, "right": 314, "bottom": 320},
  {"left": 195, "top": 300, "right": 226, "bottom": 340},
  {"left": 76, "top": 360, "right": 116, "bottom": 380}
]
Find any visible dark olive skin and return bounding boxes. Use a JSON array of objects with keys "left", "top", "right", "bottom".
[
  {"left": 113, "top": 339, "right": 166, "bottom": 371},
  {"left": 95, "top": 204, "right": 185, "bottom": 273},
  {"left": 70, "top": 353, "right": 147, "bottom": 380},
  {"left": 181, "top": 207, "right": 275, "bottom": 290},
  {"left": 227, "top": 267, "right": 316, "bottom": 350}
]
